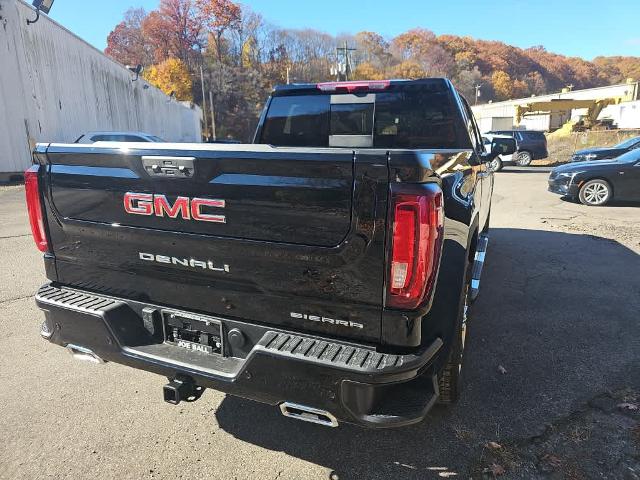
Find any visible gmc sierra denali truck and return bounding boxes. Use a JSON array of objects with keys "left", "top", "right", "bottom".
[{"left": 27, "top": 78, "right": 514, "bottom": 428}]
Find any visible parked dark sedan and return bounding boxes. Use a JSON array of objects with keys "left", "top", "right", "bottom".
[
  {"left": 570, "top": 136, "right": 640, "bottom": 162},
  {"left": 549, "top": 149, "right": 640, "bottom": 206}
]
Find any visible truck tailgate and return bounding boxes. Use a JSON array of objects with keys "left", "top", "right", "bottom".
[{"left": 40, "top": 143, "right": 389, "bottom": 343}]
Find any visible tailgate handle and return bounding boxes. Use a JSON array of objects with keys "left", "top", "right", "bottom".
[{"left": 142, "top": 156, "right": 195, "bottom": 178}]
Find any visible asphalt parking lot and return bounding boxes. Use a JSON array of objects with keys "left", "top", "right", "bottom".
[{"left": 1, "top": 168, "right": 639, "bottom": 479}]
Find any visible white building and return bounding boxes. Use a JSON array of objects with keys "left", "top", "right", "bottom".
[
  {"left": 472, "top": 81, "right": 640, "bottom": 133},
  {"left": 0, "top": 0, "right": 202, "bottom": 180}
]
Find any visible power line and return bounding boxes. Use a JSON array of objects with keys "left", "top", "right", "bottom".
[{"left": 331, "top": 41, "right": 357, "bottom": 81}]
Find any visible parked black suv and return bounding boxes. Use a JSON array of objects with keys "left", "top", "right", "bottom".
[{"left": 487, "top": 130, "right": 548, "bottom": 167}]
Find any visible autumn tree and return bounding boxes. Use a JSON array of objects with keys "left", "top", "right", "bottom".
[
  {"left": 392, "top": 61, "right": 426, "bottom": 79},
  {"left": 393, "top": 28, "right": 436, "bottom": 60},
  {"left": 352, "top": 62, "right": 385, "bottom": 80},
  {"left": 438, "top": 34, "right": 478, "bottom": 68},
  {"left": 524, "top": 71, "right": 547, "bottom": 96},
  {"left": 594, "top": 56, "right": 640, "bottom": 83},
  {"left": 106, "top": 1, "right": 207, "bottom": 69},
  {"left": 105, "top": 8, "right": 152, "bottom": 66},
  {"left": 197, "top": 0, "right": 241, "bottom": 62},
  {"left": 144, "top": 58, "right": 193, "bottom": 101},
  {"left": 491, "top": 71, "right": 513, "bottom": 100},
  {"left": 355, "top": 31, "right": 392, "bottom": 68},
  {"left": 277, "top": 29, "right": 334, "bottom": 82},
  {"left": 142, "top": 0, "right": 205, "bottom": 67},
  {"left": 453, "top": 66, "right": 483, "bottom": 102},
  {"left": 511, "top": 78, "right": 529, "bottom": 99},
  {"left": 392, "top": 28, "right": 454, "bottom": 77},
  {"left": 230, "top": 9, "right": 264, "bottom": 68}
]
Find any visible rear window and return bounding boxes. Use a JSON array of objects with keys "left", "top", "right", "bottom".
[
  {"left": 260, "top": 84, "right": 460, "bottom": 149},
  {"left": 373, "top": 86, "right": 458, "bottom": 148},
  {"left": 330, "top": 103, "right": 373, "bottom": 136},
  {"left": 260, "top": 95, "right": 329, "bottom": 147}
]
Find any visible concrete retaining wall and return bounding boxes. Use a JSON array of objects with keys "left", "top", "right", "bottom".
[{"left": 0, "top": 0, "right": 202, "bottom": 178}]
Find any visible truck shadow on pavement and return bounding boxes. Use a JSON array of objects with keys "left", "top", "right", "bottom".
[{"left": 215, "top": 228, "right": 640, "bottom": 479}]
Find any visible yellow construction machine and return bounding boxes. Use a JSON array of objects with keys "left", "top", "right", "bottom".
[{"left": 515, "top": 97, "right": 623, "bottom": 131}]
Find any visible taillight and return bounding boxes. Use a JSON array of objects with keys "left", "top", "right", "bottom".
[
  {"left": 24, "top": 165, "right": 49, "bottom": 252},
  {"left": 316, "top": 80, "right": 391, "bottom": 93},
  {"left": 387, "top": 185, "right": 444, "bottom": 310}
]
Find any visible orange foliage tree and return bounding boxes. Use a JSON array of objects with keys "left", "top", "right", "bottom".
[
  {"left": 392, "top": 61, "right": 426, "bottom": 79},
  {"left": 352, "top": 62, "right": 386, "bottom": 80},
  {"left": 491, "top": 71, "right": 513, "bottom": 100},
  {"left": 105, "top": 8, "right": 152, "bottom": 67},
  {"left": 142, "top": 0, "right": 205, "bottom": 66},
  {"left": 196, "top": 0, "right": 241, "bottom": 61},
  {"left": 144, "top": 58, "right": 193, "bottom": 101}
]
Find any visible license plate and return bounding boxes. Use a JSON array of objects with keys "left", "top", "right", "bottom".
[{"left": 163, "top": 310, "right": 223, "bottom": 356}]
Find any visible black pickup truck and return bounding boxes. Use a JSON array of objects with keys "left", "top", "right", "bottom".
[{"left": 27, "top": 78, "right": 514, "bottom": 428}]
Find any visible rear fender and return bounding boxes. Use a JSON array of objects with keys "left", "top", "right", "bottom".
[{"left": 421, "top": 209, "right": 479, "bottom": 372}]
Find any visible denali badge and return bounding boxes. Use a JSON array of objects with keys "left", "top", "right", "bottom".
[
  {"left": 290, "top": 312, "right": 364, "bottom": 329},
  {"left": 124, "top": 192, "right": 225, "bottom": 223},
  {"left": 139, "top": 252, "right": 230, "bottom": 273}
]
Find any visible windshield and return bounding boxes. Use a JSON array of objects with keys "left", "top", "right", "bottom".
[
  {"left": 615, "top": 137, "right": 640, "bottom": 149},
  {"left": 616, "top": 148, "right": 640, "bottom": 163}
]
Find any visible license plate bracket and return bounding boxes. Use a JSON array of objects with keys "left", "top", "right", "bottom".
[{"left": 163, "top": 310, "right": 223, "bottom": 356}]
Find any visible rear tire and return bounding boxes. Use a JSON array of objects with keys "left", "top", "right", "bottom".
[
  {"left": 438, "top": 278, "right": 471, "bottom": 404},
  {"left": 578, "top": 179, "right": 612, "bottom": 206},
  {"left": 514, "top": 150, "right": 532, "bottom": 166}
]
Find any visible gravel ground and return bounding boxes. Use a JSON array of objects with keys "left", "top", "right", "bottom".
[{"left": 0, "top": 168, "right": 639, "bottom": 479}]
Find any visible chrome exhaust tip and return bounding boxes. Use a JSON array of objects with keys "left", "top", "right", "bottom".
[
  {"left": 279, "top": 402, "right": 338, "bottom": 427},
  {"left": 65, "top": 344, "right": 105, "bottom": 364},
  {"left": 40, "top": 320, "right": 54, "bottom": 339}
]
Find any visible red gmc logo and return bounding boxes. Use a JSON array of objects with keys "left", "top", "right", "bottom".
[{"left": 123, "top": 192, "right": 225, "bottom": 223}]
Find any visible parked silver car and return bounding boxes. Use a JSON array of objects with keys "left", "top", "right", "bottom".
[{"left": 74, "top": 131, "right": 166, "bottom": 143}]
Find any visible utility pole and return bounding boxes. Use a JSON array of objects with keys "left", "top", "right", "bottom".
[
  {"left": 286, "top": 66, "right": 290, "bottom": 85},
  {"left": 209, "top": 90, "right": 216, "bottom": 141},
  {"left": 200, "top": 65, "right": 208, "bottom": 140},
  {"left": 474, "top": 84, "right": 482, "bottom": 105},
  {"left": 334, "top": 41, "right": 357, "bottom": 81}
]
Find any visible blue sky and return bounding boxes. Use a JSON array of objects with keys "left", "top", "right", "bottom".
[{"left": 49, "top": 0, "right": 640, "bottom": 60}]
